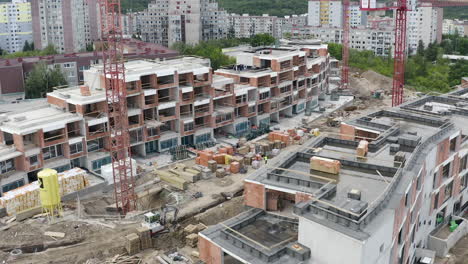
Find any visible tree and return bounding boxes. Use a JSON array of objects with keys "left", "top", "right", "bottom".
[
  {"left": 41, "top": 44, "right": 58, "bottom": 55},
  {"left": 24, "top": 62, "right": 68, "bottom": 99},
  {"left": 86, "top": 43, "right": 94, "bottom": 52},
  {"left": 327, "top": 43, "right": 342, "bottom": 60},
  {"left": 448, "top": 60, "right": 468, "bottom": 87},
  {"left": 250, "top": 33, "right": 275, "bottom": 47},
  {"left": 416, "top": 40, "right": 425, "bottom": 57},
  {"left": 23, "top": 41, "right": 33, "bottom": 52}
]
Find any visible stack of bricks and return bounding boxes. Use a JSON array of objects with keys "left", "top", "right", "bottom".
[
  {"left": 136, "top": 226, "right": 152, "bottom": 250},
  {"left": 125, "top": 233, "right": 141, "bottom": 255}
]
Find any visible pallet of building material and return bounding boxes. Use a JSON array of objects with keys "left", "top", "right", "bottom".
[
  {"left": 155, "top": 171, "right": 188, "bottom": 190},
  {"left": 186, "top": 233, "right": 198, "bottom": 248},
  {"left": 310, "top": 156, "right": 341, "bottom": 175},
  {"left": 230, "top": 156, "right": 244, "bottom": 167},
  {"left": 224, "top": 154, "right": 233, "bottom": 165},
  {"left": 244, "top": 153, "right": 254, "bottom": 166},
  {"left": 185, "top": 168, "right": 202, "bottom": 179},
  {"left": 216, "top": 169, "right": 226, "bottom": 178},
  {"left": 230, "top": 162, "right": 240, "bottom": 174},
  {"left": 0, "top": 168, "right": 89, "bottom": 216},
  {"left": 213, "top": 154, "right": 226, "bottom": 164},
  {"left": 274, "top": 140, "right": 282, "bottom": 149},
  {"left": 237, "top": 146, "right": 250, "bottom": 155},
  {"left": 136, "top": 226, "right": 152, "bottom": 250},
  {"left": 207, "top": 160, "right": 217, "bottom": 173},
  {"left": 125, "top": 233, "right": 141, "bottom": 255},
  {"left": 356, "top": 140, "right": 369, "bottom": 157},
  {"left": 169, "top": 169, "right": 198, "bottom": 183}
]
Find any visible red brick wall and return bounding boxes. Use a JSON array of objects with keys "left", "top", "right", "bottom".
[
  {"left": 47, "top": 96, "right": 67, "bottom": 109},
  {"left": 271, "top": 60, "right": 280, "bottom": 72},
  {"left": 340, "top": 123, "right": 355, "bottom": 140},
  {"left": 436, "top": 138, "right": 450, "bottom": 165},
  {"left": 198, "top": 236, "right": 222, "bottom": 264},
  {"left": 13, "top": 134, "right": 24, "bottom": 152},
  {"left": 244, "top": 181, "right": 266, "bottom": 209},
  {"left": 295, "top": 192, "right": 313, "bottom": 204}
]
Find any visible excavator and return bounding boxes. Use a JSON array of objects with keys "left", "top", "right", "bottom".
[{"left": 142, "top": 206, "right": 179, "bottom": 237}]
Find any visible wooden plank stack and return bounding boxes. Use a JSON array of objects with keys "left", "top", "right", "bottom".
[
  {"left": 136, "top": 226, "right": 152, "bottom": 250},
  {"left": 0, "top": 168, "right": 89, "bottom": 216},
  {"left": 125, "top": 233, "right": 141, "bottom": 255}
]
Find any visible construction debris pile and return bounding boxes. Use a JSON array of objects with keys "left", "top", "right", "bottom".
[{"left": 0, "top": 168, "right": 89, "bottom": 215}]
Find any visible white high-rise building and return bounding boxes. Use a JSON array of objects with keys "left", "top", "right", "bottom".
[
  {"left": 0, "top": 0, "right": 33, "bottom": 53},
  {"left": 140, "top": 0, "right": 227, "bottom": 47},
  {"left": 31, "top": 0, "right": 100, "bottom": 53},
  {"left": 405, "top": 4, "right": 443, "bottom": 54},
  {"left": 308, "top": 0, "right": 343, "bottom": 28},
  {"left": 308, "top": 0, "right": 367, "bottom": 28}
]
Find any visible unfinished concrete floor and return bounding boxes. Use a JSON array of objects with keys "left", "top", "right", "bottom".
[{"left": 236, "top": 215, "right": 298, "bottom": 248}]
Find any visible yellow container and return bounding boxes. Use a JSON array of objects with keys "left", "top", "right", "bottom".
[
  {"left": 225, "top": 155, "right": 232, "bottom": 165},
  {"left": 38, "top": 169, "right": 60, "bottom": 207}
]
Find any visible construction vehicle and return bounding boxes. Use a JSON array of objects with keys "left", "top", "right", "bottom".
[{"left": 142, "top": 205, "right": 179, "bottom": 237}]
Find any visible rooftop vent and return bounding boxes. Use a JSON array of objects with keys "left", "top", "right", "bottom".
[{"left": 348, "top": 189, "right": 361, "bottom": 201}]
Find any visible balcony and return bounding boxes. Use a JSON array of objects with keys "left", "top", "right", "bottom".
[
  {"left": 159, "top": 108, "right": 177, "bottom": 122},
  {"left": 126, "top": 81, "right": 140, "bottom": 95},
  {"left": 87, "top": 124, "right": 108, "bottom": 140},
  {"left": 194, "top": 105, "right": 211, "bottom": 118},
  {"left": 193, "top": 73, "right": 210, "bottom": 87},
  {"left": 43, "top": 129, "right": 66, "bottom": 147},
  {"left": 157, "top": 75, "right": 176, "bottom": 89}
]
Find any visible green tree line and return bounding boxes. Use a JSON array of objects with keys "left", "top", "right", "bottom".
[{"left": 328, "top": 36, "right": 468, "bottom": 93}]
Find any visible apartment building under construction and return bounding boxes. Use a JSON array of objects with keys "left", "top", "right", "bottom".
[
  {"left": 199, "top": 89, "right": 468, "bottom": 264},
  {"left": 0, "top": 41, "right": 337, "bottom": 197}
]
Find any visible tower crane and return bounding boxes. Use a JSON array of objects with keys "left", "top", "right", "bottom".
[
  {"left": 359, "top": 0, "right": 468, "bottom": 106},
  {"left": 98, "top": 0, "right": 136, "bottom": 214}
]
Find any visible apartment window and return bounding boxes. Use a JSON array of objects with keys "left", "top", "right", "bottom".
[
  {"left": 433, "top": 171, "right": 438, "bottom": 189},
  {"left": 91, "top": 156, "right": 111, "bottom": 172},
  {"left": 2, "top": 179, "right": 24, "bottom": 194},
  {"left": 147, "top": 127, "right": 159, "bottom": 137},
  {"left": 259, "top": 91, "right": 269, "bottom": 100},
  {"left": 0, "top": 159, "right": 15, "bottom": 174},
  {"left": 461, "top": 173, "right": 468, "bottom": 190},
  {"left": 405, "top": 191, "right": 410, "bottom": 207},
  {"left": 184, "top": 122, "right": 194, "bottom": 132},
  {"left": 195, "top": 133, "right": 211, "bottom": 144},
  {"left": 434, "top": 192, "right": 439, "bottom": 210},
  {"left": 235, "top": 122, "right": 249, "bottom": 133},
  {"left": 70, "top": 142, "right": 83, "bottom": 155},
  {"left": 42, "top": 144, "right": 63, "bottom": 160},
  {"left": 28, "top": 155, "right": 39, "bottom": 166},
  {"left": 444, "top": 182, "right": 453, "bottom": 201},
  {"left": 248, "top": 106, "right": 256, "bottom": 113},
  {"left": 160, "top": 138, "right": 178, "bottom": 150},
  {"left": 398, "top": 228, "right": 403, "bottom": 244},
  {"left": 442, "top": 163, "right": 450, "bottom": 178},
  {"left": 215, "top": 113, "right": 232, "bottom": 124},
  {"left": 235, "top": 94, "right": 247, "bottom": 104},
  {"left": 87, "top": 138, "right": 104, "bottom": 152},
  {"left": 460, "top": 155, "right": 467, "bottom": 173},
  {"left": 450, "top": 137, "right": 457, "bottom": 152}
]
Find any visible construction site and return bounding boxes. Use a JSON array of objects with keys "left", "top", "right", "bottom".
[{"left": 1, "top": 1, "right": 468, "bottom": 264}]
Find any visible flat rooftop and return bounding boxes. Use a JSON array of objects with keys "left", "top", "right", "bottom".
[
  {"left": 248, "top": 92, "right": 468, "bottom": 240},
  {"left": 0, "top": 105, "right": 82, "bottom": 135},
  {"left": 201, "top": 209, "right": 310, "bottom": 264}
]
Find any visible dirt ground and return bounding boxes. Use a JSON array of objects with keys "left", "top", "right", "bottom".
[{"left": 436, "top": 235, "right": 468, "bottom": 264}]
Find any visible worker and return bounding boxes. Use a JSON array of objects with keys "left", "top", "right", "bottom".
[{"left": 264, "top": 155, "right": 268, "bottom": 164}]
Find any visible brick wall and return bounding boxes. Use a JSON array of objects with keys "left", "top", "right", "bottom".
[
  {"left": 340, "top": 123, "right": 355, "bottom": 140},
  {"left": 198, "top": 236, "right": 222, "bottom": 264},
  {"left": 436, "top": 138, "right": 450, "bottom": 165},
  {"left": 244, "top": 181, "right": 266, "bottom": 209},
  {"left": 295, "top": 192, "right": 313, "bottom": 204}
]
